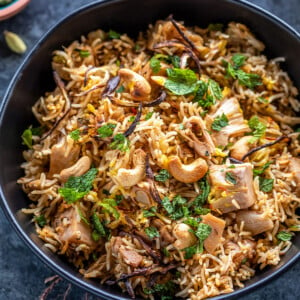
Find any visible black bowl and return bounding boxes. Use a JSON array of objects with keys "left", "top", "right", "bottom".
[{"left": 0, "top": 0, "right": 299, "bottom": 299}]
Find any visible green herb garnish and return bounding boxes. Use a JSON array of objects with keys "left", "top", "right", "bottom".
[
  {"left": 165, "top": 68, "right": 199, "bottom": 95},
  {"left": 69, "top": 129, "right": 80, "bottom": 141},
  {"left": 259, "top": 177, "right": 274, "bottom": 192},
  {"left": 116, "top": 85, "right": 125, "bottom": 93},
  {"left": 21, "top": 127, "right": 43, "bottom": 149},
  {"left": 225, "top": 172, "right": 237, "bottom": 185},
  {"left": 91, "top": 212, "right": 106, "bottom": 237},
  {"left": 211, "top": 113, "right": 229, "bottom": 131},
  {"left": 109, "top": 133, "right": 129, "bottom": 151},
  {"left": 258, "top": 96, "right": 269, "bottom": 104},
  {"left": 59, "top": 168, "right": 98, "bottom": 203},
  {"left": 248, "top": 115, "right": 267, "bottom": 143},
  {"left": 223, "top": 54, "right": 262, "bottom": 89},
  {"left": 97, "top": 123, "right": 116, "bottom": 138},
  {"left": 77, "top": 208, "right": 90, "bottom": 225},
  {"left": 253, "top": 161, "right": 272, "bottom": 176},
  {"left": 74, "top": 48, "right": 90, "bottom": 58},
  {"left": 143, "top": 207, "right": 157, "bottom": 218},
  {"left": 108, "top": 30, "right": 121, "bottom": 39},
  {"left": 99, "top": 198, "right": 120, "bottom": 219},
  {"left": 150, "top": 57, "right": 161, "bottom": 74},
  {"left": 155, "top": 169, "right": 171, "bottom": 182},
  {"left": 161, "top": 195, "right": 189, "bottom": 220},
  {"left": 145, "top": 111, "right": 154, "bottom": 120},
  {"left": 145, "top": 226, "right": 160, "bottom": 239},
  {"left": 35, "top": 215, "right": 47, "bottom": 227},
  {"left": 276, "top": 231, "right": 292, "bottom": 241}
]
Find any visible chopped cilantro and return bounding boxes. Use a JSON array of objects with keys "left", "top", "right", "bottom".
[
  {"left": 59, "top": 168, "right": 98, "bottom": 203},
  {"left": 35, "top": 215, "right": 46, "bottom": 227},
  {"left": 276, "top": 231, "right": 292, "bottom": 241},
  {"left": 225, "top": 172, "right": 237, "bottom": 185},
  {"left": 259, "top": 177, "right": 274, "bottom": 192},
  {"left": 74, "top": 48, "right": 90, "bottom": 58},
  {"left": 97, "top": 123, "right": 116, "bottom": 138},
  {"left": 116, "top": 85, "right": 125, "bottom": 93},
  {"left": 108, "top": 29, "right": 121, "bottom": 39},
  {"left": 253, "top": 161, "right": 272, "bottom": 176},
  {"left": 248, "top": 115, "right": 266, "bottom": 143},
  {"left": 211, "top": 113, "right": 229, "bottom": 131},
  {"left": 69, "top": 129, "right": 80, "bottom": 141},
  {"left": 91, "top": 212, "right": 106, "bottom": 237},
  {"left": 143, "top": 207, "right": 157, "bottom": 217},
  {"left": 150, "top": 56, "right": 161, "bottom": 74},
  {"left": 145, "top": 111, "right": 154, "bottom": 120},
  {"left": 99, "top": 198, "right": 120, "bottom": 219},
  {"left": 165, "top": 68, "right": 198, "bottom": 95},
  {"left": 155, "top": 169, "right": 171, "bottom": 182},
  {"left": 109, "top": 133, "right": 129, "bottom": 151},
  {"left": 145, "top": 226, "right": 160, "bottom": 239}
]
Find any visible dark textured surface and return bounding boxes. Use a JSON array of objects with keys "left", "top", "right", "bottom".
[{"left": 0, "top": 0, "right": 299, "bottom": 299}]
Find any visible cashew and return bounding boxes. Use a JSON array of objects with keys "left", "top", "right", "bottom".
[
  {"left": 173, "top": 223, "right": 197, "bottom": 250},
  {"left": 230, "top": 136, "right": 255, "bottom": 160},
  {"left": 168, "top": 156, "right": 208, "bottom": 183},
  {"left": 60, "top": 156, "right": 92, "bottom": 182},
  {"left": 118, "top": 68, "right": 151, "bottom": 100},
  {"left": 48, "top": 137, "right": 80, "bottom": 177},
  {"left": 116, "top": 149, "right": 146, "bottom": 187}
]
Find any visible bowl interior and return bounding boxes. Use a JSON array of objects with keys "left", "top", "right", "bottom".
[{"left": 0, "top": 0, "right": 299, "bottom": 299}]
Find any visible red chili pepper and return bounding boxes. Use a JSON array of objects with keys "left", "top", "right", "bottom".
[
  {"left": 130, "top": 107, "right": 137, "bottom": 114},
  {"left": 217, "top": 186, "right": 227, "bottom": 191}
]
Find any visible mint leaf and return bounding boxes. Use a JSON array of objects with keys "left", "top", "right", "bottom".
[
  {"left": 211, "top": 113, "right": 229, "bottom": 131},
  {"left": 108, "top": 30, "right": 121, "bottom": 39},
  {"left": 207, "top": 79, "right": 222, "bottom": 100},
  {"left": 225, "top": 172, "right": 237, "bottom": 185},
  {"left": 59, "top": 168, "right": 98, "bottom": 203},
  {"left": 232, "top": 53, "right": 246, "bottom": 69},
  {"left": 248, "top": 115, "right": 266, "bottom": 143},
  {"left": 165, "top": 68, "right": 198, "bottom": 95},
  {"left": 253, "top": 161, "right": 272, "bottom": 176},
  {"left": 259, "top": 177, "right": 274, "bottom": 192},
  {"left": 109, "top": 133, "right": 129, "bottom": 151},
  {"left": 35, "top": 215, "right": 47, "bottom": 227},
  {"left": 155, "top": 169, "right": 171, "bottom": 182},
  {"left": 150, "top": 57, "right": 161, "bottom": 74},
  {"left": 99, "top": 198, "right": 120, "bottom": 219},
  {"left": 145, "top": 111, "right": 154, "bottom": 120},
  {"left": 145, "top": 226, "right": 160, "bottom": 239},
  {"left": 143, "top": 207, "right": 157, "bottom": 218},
  {"left": 276, "top": 231, "right": 292, "bottom": 241},
  {"left": 91, "top": 212, "right": 106, "bottom": 237}
]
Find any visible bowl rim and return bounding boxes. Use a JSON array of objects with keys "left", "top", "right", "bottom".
[{"left": 0, "top": 0, "right": 299, "bottom": 299}]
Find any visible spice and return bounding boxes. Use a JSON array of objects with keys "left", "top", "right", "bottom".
[{"left": 4, "top": 30, "right": 27, "bottom": 54}]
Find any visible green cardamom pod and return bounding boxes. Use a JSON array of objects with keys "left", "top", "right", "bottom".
[{"left": 3, "top": 30, "right": 27, "bottom": 54}]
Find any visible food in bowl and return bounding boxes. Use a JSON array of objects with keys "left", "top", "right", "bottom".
[{"left": 18, "top": 16, "right": 300, "bottom": 299}]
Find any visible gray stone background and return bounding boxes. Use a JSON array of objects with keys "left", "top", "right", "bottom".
[{"left": 0, "top": 0, "right": 299, "bottom": 299}]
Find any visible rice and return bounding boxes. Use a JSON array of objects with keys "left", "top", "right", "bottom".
[{"left": 18, "top": 17, "right": 300, "bottom": 299}]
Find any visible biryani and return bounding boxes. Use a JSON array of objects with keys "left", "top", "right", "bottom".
[{"left": 18, "top": 16, "right": 300, "bottom": 299}]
